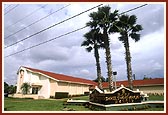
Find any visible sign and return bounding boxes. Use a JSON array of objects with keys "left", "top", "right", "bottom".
[{"left": 90, "top": 86, "right": 142, "bottom": 104}]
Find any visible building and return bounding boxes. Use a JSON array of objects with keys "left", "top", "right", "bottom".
[
  {"left": 15, "top": 66, "right": 164, "bottom": 99},
  {"left": 101, "top": 78, "right": 164, "bottom": 95},
  {"left": 15, "top": 66, "right": 96, "bottom": 99}
]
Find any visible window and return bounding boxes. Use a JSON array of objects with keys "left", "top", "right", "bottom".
[{"left": 32, "top": 87, "right": 38, "bottom": 94}]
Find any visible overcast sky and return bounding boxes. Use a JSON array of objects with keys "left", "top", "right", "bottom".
[{"left": 3, "top": 2, "right": 165, "bottom": 85}]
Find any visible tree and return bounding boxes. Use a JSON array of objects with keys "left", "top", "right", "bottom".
[
  {"left": 143, "top": 75, "right": 152, "bottom": 80},
  {"left": 115, "top": 14, "right": 143, "bottom": 89},
  {"left": 93, "top": 76, "right": 106, "bottom": 82},
  {"left": 4, "top": 82, "right": 17, "bottom": 94},
  {"left": 87, "top": 6, "right": 119, "bottom": 91},
  {"left": 81, "top": 29, "right": 103, "bottom": 90},
  {"left": 21, "top": 82, "right": 31, "bottom": 94},
  {"left": 8, "top": 85, "right": 17, "bottom": 94},
  {"left": 4, "top": 82, "right": 9, "bottom": 93}
]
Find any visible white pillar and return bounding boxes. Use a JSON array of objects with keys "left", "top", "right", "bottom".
[{"left": 114, "top": 75, "right": 117, "bottom": 89}]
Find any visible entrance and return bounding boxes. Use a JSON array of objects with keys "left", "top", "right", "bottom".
[{"left": 32, "top": 87, "right": 39, "bottom": 94}]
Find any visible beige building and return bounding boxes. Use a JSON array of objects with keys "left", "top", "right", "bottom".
[
  {"left": 15, "top": 66, "right": 96, "bottom": 99},
  {"left": 101, "top": 78, "right": 164, "bottom": 95},
  {"left": 15, "top": 66, "right": 164, "bottom": 99}
]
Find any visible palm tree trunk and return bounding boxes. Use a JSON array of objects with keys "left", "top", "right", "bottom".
[
  {"left": 124, "top": 37, "right": 133, "bottom": 90},
  {"left": 103, "top": 29, "right": 113, "bottom": 92},
  {"left": 94, "top": 45, "right": 103, "bottom": 90}
]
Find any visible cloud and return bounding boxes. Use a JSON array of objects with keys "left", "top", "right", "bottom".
[
  {"left": 130, "top": 4, "right": 164, "bottom": 37},
  {"left": 153, "top": 62, "right": 162, "bottom": 70},
  {"left": 80, "top": 69, "right": 90, "bottom": 75},
  {"left": 111, "top": 4, "right": 164, "bottom": 37},
  {"left": 29, "top": 45, "right": 70, "bottom": 62}
]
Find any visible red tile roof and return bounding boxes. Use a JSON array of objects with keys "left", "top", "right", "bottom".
[
  {"left": 102, "top": 78, "right": 164, "bottom": 88},
  {"left": 22, "top": 66, "right": 96, "bottom": 86},
  {"left": 21, "top": 66, "right": 164, "bottom": 87}
]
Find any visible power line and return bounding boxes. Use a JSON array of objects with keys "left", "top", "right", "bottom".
[
  {"left": 4, "top": 4, "right": 19, "bottom": 15},
  {"left": 4, "top": 26, "right": 87, "bottom": 58},
  {"left": 4, "top": 4, "right": 71, "bottom": 40},
  {"left": 4, "top": 4, "right": 12, "bottom": 11},
  {"left": 5, "top": 4, "right": 48, "bottom": 29},
  {"left": 4, "top": 4, "right": 103, "bottom": 49},
  {"left": 4, "top": 4, "right": 148, "bottom": 58},
  {"left": 119, "top": 4, "right": 148, "bottom": 15}
]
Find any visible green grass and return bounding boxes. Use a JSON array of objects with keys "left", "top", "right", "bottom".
[
  {"left": 140, "top": 108, "right": 164, "bottom": 111},
  {"left": 148, "top": 95, "right": 164, "bottom": 101},
  {"left": 4, "top": 96, "right": 90, "bottom": 111},
  {"left": 4, "top": 95, "right": 164, "bottom": 111}
]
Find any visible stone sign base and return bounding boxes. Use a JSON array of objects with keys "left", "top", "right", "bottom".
[{"left": 88, "top": 101, "right": 164, "bottom": 111}]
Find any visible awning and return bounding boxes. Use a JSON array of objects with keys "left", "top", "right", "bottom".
[{"left": 31, "top": 82, "right": 42, "bottom": 86}]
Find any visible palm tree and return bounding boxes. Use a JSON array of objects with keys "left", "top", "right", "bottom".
[
  {"left": 115, "top": 14, "right": 143, "bottom": 90},
  {"left": 21, "top": 82, "right": 31, "bottom": 94},
  {"left": 87, "top": 6, "right": 119, "bottom": 91},
  {"left": 81, "top": 29, "right": 103, "bottom": 90}
]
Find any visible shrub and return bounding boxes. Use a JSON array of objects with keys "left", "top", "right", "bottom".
[
  {"left": 84, "top": 92, "right": 90, "bottom": 96},
  {"left": 55, "top": 92, "right": 69, "bottom": 99}
]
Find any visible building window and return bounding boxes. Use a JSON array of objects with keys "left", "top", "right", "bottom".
[
  {"left": 32, "top": 87, "right": 38, "bottom": 94},
  {"left": 20, "top": 69, "right": 24, "bottom": 75}
]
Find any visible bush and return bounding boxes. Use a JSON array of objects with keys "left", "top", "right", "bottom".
[
  {"left": 50, "top": 96, "right": 55, "bottom": 99},
  {"left": 70, "top": 94, "right": 85, "bottom": 97},
  {"left": 4, "top": 93, "right": 8, "bottom": 97},
  {"left": 55, "top": 92, "right": 69, "bottom": 99},
  {"left": 84, "top": 92, "right": 90, "bottom": 96}
]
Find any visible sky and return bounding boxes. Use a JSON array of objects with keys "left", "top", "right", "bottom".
[{"left": 3, "top": 2, "right": 165, "bottom": 85}]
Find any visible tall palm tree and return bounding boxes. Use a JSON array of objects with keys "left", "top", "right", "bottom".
[
  {"left": 81, "top": 29, "right": 103, "bottom": 90},
  {"left": 115, "top": 14, "right": 143, "bottom": 90},
  {"left": 21, "top": 82, "right": 31, "bottom": 94},
  {"left": 87, "top": 6, "right": 119, "bottom": 91}
]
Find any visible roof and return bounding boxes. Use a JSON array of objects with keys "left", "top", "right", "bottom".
[
  {"left": 102, "top": 78, "right": 164, "bottom": 88},
  {"left": 21, "top": 66, "right": 96, "bottom": 86},
  {"left": 19, "top": 66, "right": 164, "bottom": 87}
]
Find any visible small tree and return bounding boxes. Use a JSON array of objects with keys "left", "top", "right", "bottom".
[
  {"left": 21, "top": 82, "right": 31, "bottom": 94},
  {"left": 8, "top": 85, "right": 17, "bottom": 94},
  {"left": 4, "top": 82, "right": 9, "bottom": 93}
]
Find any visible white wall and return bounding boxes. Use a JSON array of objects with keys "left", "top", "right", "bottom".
[
  {"left": 38, "top": 75, "right": 50, "bottom": 98},
  {"left": 50, "top": 80, "right": 90, "bottom": 97},
  {"left": 16, "top": 67, "right": 27, "bottom": 93},
  {"left": 16, "top": 73, "right": 21, "bottom": 93},
  {"left": 16, "top": 67, "right": 91, "bottom": 99},
  {"left": 16, "top": 67, "right": 50, "bottom": 98},
  {"left": 31, "top": 73, "right": 40, "bottom": 83},
  {"left": 56, "top": 81, "right": 90, "bottom": 96},
  {"left": 134, "top": 85, "right": 164, "bottom": 94},
  {"left": 50, "top": 79, "right": 58, "bottom": 97}
]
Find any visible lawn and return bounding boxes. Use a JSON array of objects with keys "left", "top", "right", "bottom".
[
  {"left": 148, "top": 94, "right": 164, "bottom": 101},
  {"left": 4, "top": 95, "right": 164, "bottom": 111},
  {"left": 4, "top": 96, "right": 90, "bottom": 111}
]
